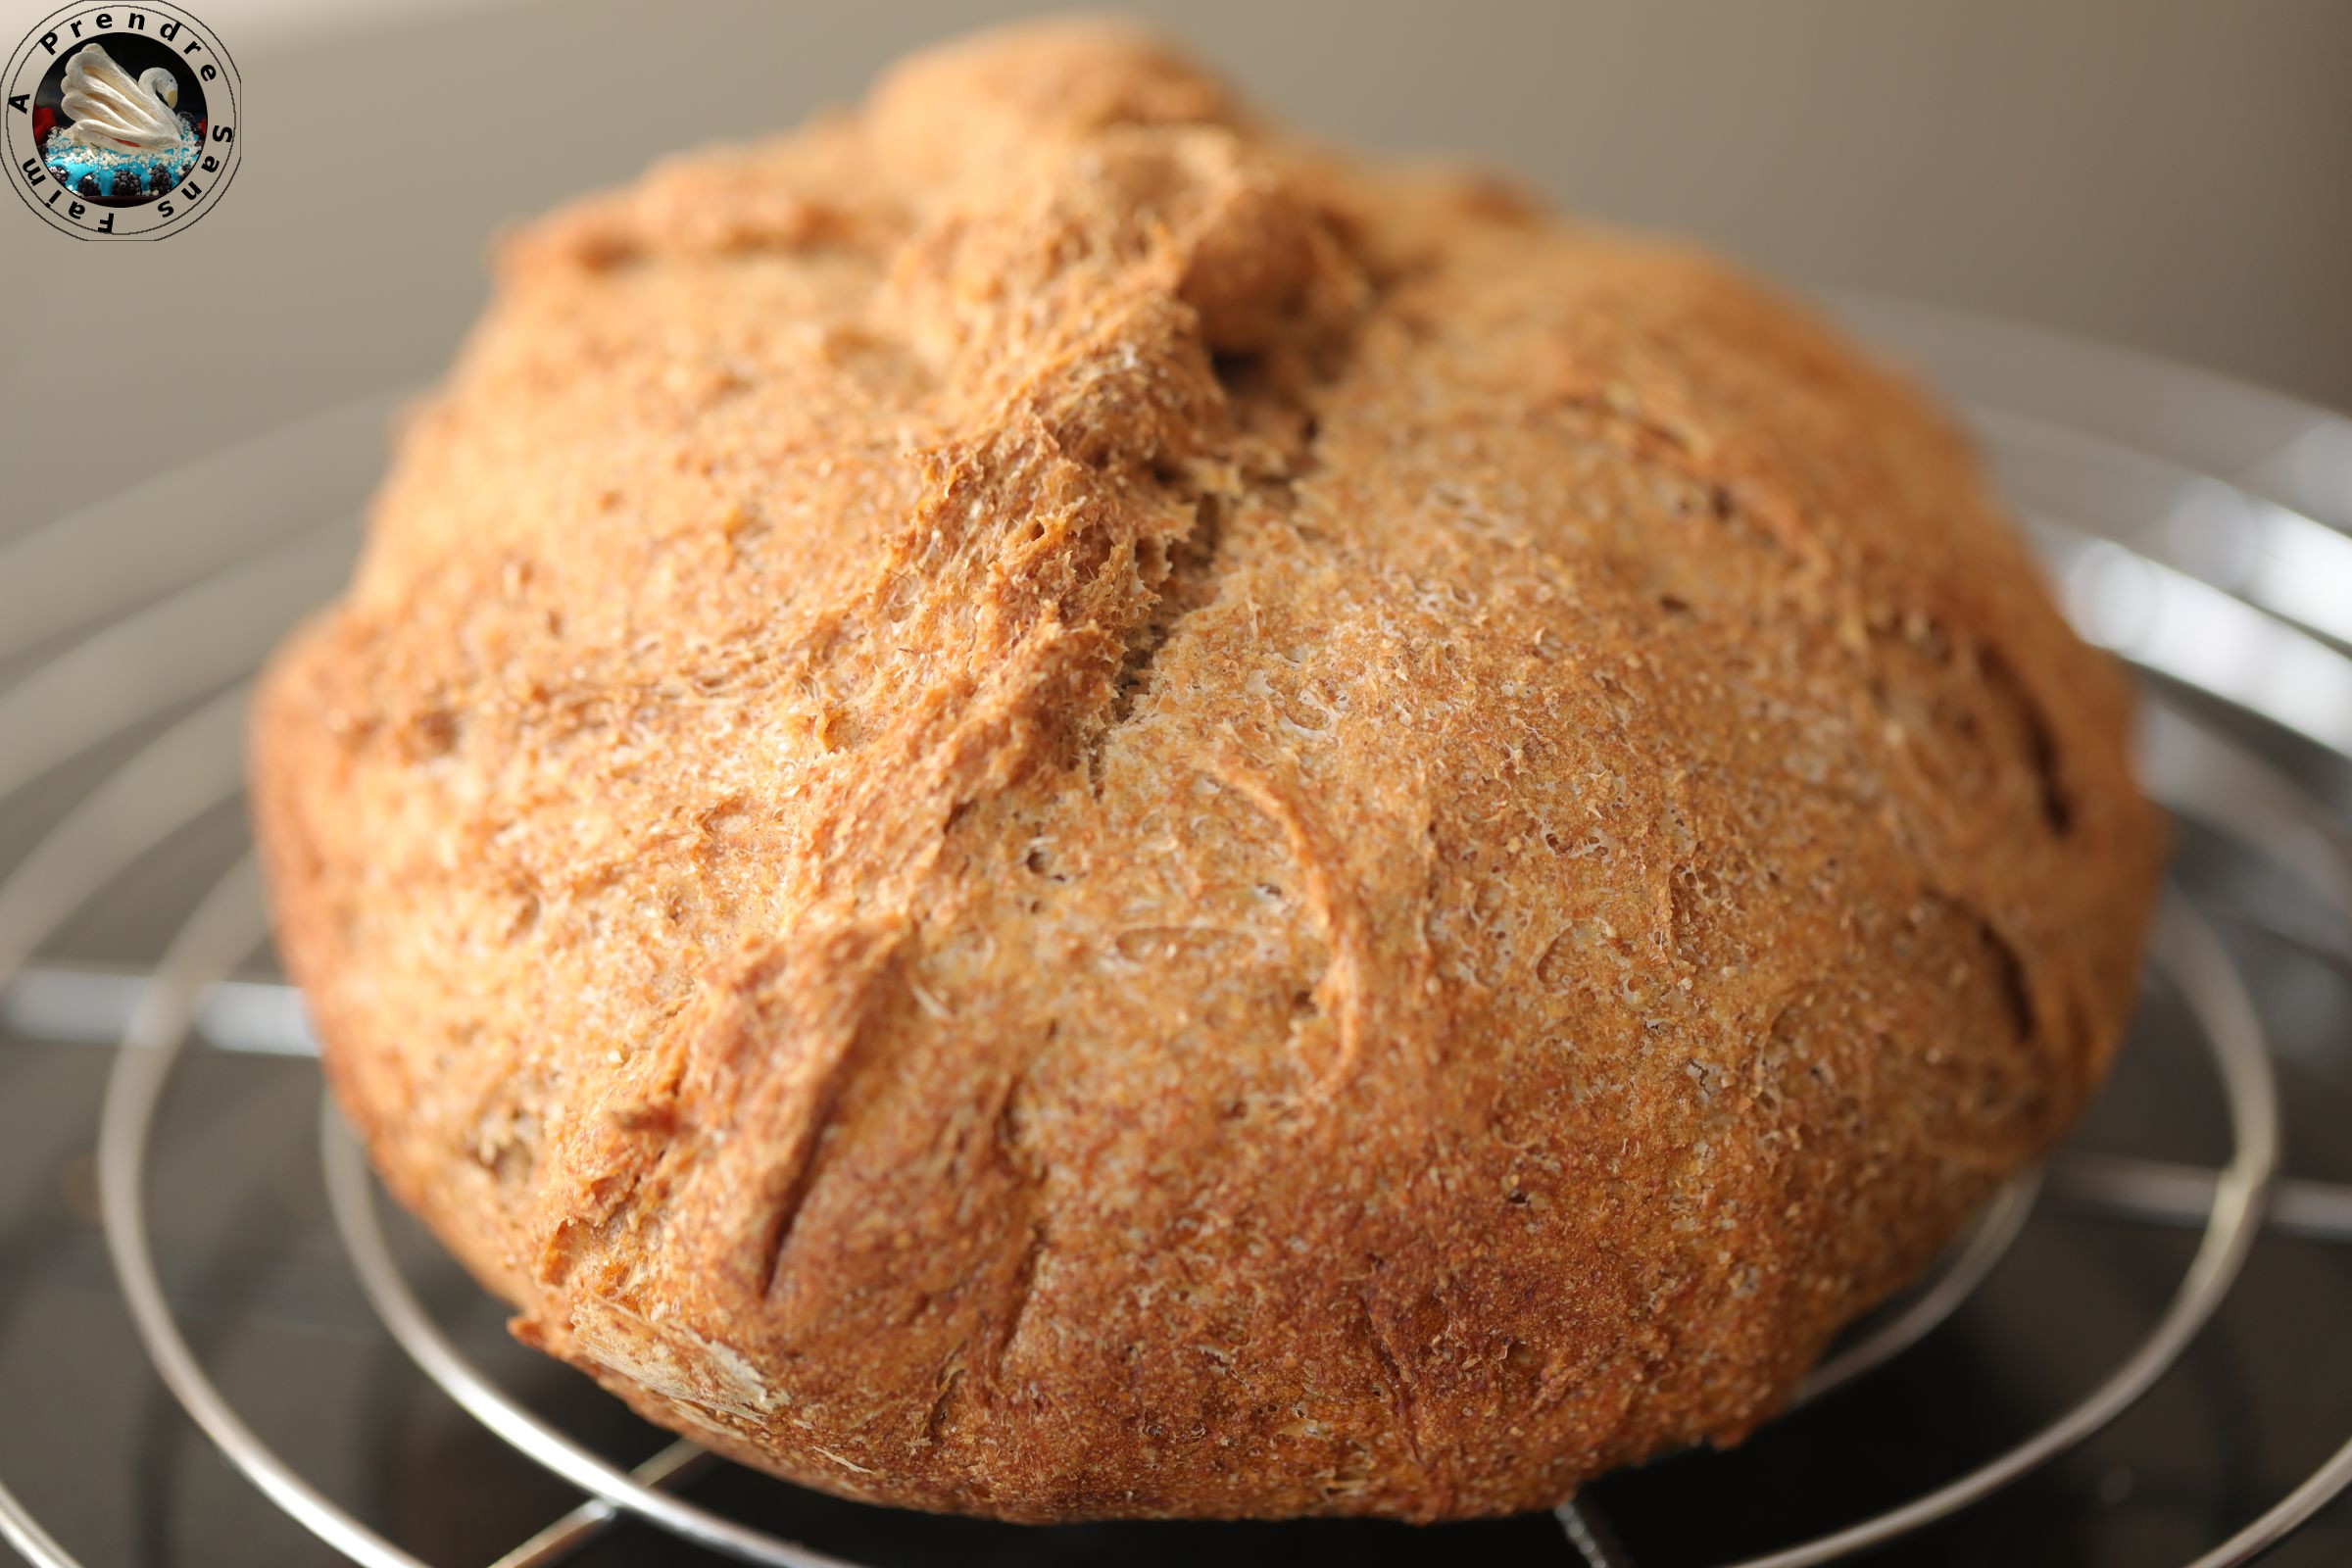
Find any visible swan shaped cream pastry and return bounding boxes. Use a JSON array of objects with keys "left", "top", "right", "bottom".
[{"left": 51, "top": 44, "right": 187, "bottom": 154}]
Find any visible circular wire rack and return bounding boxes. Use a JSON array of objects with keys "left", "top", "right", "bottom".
[{"left": 0, "top": 295, "right": 2349, "bottom": 1568}]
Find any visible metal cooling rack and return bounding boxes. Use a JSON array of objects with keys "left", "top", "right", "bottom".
[{"left": 0, "top": 296, "right": 2349, "bottom": 1567}]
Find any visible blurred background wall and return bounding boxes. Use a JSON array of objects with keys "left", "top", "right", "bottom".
[{"left": 4, "top": 0, "right": 2349, "bottom": 535}]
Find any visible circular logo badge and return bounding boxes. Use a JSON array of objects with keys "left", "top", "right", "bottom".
[{"left": 5, "top": 2, "right": 241, "bottom": 239}]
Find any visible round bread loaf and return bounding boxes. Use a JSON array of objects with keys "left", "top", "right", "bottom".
[{"left": 253, "top": 18, "right": 2165, "bottom": 1523}]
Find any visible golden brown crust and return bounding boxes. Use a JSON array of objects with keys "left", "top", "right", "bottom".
[{"left": 251, "top": 17, "right": 2164, "bottom": 1522}]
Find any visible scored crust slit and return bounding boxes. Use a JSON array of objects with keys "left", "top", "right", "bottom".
[{"left": 251, "top": 17, "right": 2166, "bottom": 1523}]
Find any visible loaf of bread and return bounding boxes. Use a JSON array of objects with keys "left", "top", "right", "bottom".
[{"left": 252, "top": 18, "right": 2164, "bottom": 1522}]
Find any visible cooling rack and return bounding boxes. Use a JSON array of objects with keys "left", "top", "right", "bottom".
[{"left": 0, "top": 296, "right": 2347, "bottom": 1568}]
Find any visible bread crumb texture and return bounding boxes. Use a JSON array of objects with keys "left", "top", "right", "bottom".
[{"left": 252, "top": 17, "right": 2164, "bottom": 1522}]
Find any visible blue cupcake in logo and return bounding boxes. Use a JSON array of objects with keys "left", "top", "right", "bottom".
[{"left": 39, "top": 41, "right": 201, "bottom": 202}]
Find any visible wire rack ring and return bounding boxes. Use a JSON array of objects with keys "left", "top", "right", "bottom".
[{"left": 1, "top": 300, "right": 2350, "bottom": 1566}]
